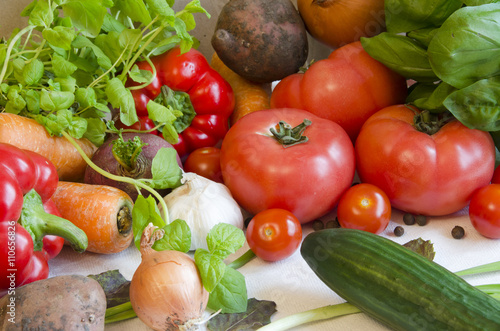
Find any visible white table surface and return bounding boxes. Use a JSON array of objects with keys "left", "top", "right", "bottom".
[{"left": 48, "top": 205, "right": 500, "bottom": 331}]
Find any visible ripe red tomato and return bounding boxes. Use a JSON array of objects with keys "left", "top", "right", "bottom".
[
  {"left": 183, "top": 147, "right": 223, "bottom": 183},
  {"left": 355, "top": 104, "right": 495, "bottom": 216},
  {"left": 246, "top": 209, "right": 302, "bottom": 262},
  {"left": 469, "top": 184, "right": 500, "bottom": 239},
  {"left": 491, "top": 165, "right": 500, "bottom": 184},
  {"left": 270, "top": 41, "right": 407, "bottom": 141},
  {"left": 220, "top": 108, "right": 355, "bottom": 224},
  {"left": 336, "top": 183, "right": 391, "bottom": 234}
]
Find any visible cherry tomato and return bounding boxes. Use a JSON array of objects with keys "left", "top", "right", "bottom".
[
  {"left": 271, "top": 41, "right": 407, "bottom": 141},
  {"left": 468, "top": 184, "right": 500, "bottom": 239},
  {"left": 115, "top": 116, "right": 158, "bottom": 135},
  {"left": 336, "top": 183, "right": 391, "bottom": 234},
  {"left": 355, "top": 104, "right": 495, "bottom": 216},
  {"left": 491, "top": 165, "right": 500, "bottom": 184},
  {"left": 220, "top": 108, "right": 355, "bottom": 224},
  {"left": 183, "top": 147, "right": 223, "bottom": 183},
  {"left": 246, "top": 209, "right": 302, "bottom": 262}
]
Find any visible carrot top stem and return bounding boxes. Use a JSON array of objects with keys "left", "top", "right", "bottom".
[
  {"left": 20, "top": 189, "right": 88, "bottom": 253},
  {"left": 61, "top": 131, "right": 170, "bottom": 225}
]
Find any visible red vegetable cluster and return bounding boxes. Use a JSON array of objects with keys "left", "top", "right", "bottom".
[
  {"left": 0, "top": 143, "right": 87, "bottom": 296},
  {"left": 124, "top": 47, "right": 235, "bottom": 159}
]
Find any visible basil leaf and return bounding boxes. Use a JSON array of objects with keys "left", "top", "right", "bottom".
[
  {"left": 72, "top": 35, "right": 113, "bottom": 70},
  {"left": 40, "top": 89, "right": 75, "bottom": 111},
  {"left": 61, "top": 0, "right": 107, "bottom": 38},
  {"left": 145, "top": 0, "right": 176, "bottom": 19},
  {"left": 53, "top": 76, "right": 77, "bottom": 93},
  {"left": 385, "top": 0, "right": 462, "bottom": 33},
  {"left": 207, "top": 223, "right": 246, "bottom": 260},
  {"left": 101, "top": 13, "right": 127, "bottom": 33},
  {"left": 194, "top": 248, "right": 227, "bottom": 293},
  {"left": 150, "top": 147, "right": 183, "bottom": 189},
  {"left": 132, "top": 196, "right": 166, "bottom": 250},
  {"left": 57, "top": 110, "right": 87, "bottom": 138},
  {"left": 52, "top": 54, "right": 78, "bottom": 78},
  {"left": 443, "top": 76, "right": 500, "bottom": 131},
  {"left": 428, "top": 3, "right": 500, "bottom": 89},
  {"left": 361, "top": 33, "right": 438, "bottom": 82},
  {"left": 24, "top": 89, "right": 40, "bottom": 112},
  {"left": 42, "top": 26, "right": 76, "bottom": 50},
  {"left": 114, "top": 0, "right": 152, "bottom": 25},
  {"left": 147, "top": 100, "right": 181, "bottom": 123},
  {"left": 128, "top": 64, "right": 154, "bottom": 84},
  {"left": 23, "top": 59, "right": 44, "bottom": 86},
  {"left": 409, "top": 82, "right": 457, "bottom": 113},
  {"left": 28, "top": 0, "right": 54, "bottom": 28},
  {"left": 407, "top": 27, "right": 439, "bottom": 48},
  {"left": 207, "top": 267, "right": 248, "bottom": 314},
  {"left": 83, "top": 117, "right": 107, "bottom": 147},
  {"left": 153, "top": 219, "right": 191, "bottom": 253},
  {"left": 75, "top": 87, "right": 98, "bottom": 109},
  {"left": 106, "top": 77, "right": 137, "bottom": 126},
  {"left": 94, "top": 32, "right": 124, "bottom": 64}
]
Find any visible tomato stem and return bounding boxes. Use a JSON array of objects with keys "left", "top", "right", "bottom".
[
  {"left": 413, "top": 110, "right": 454, "bottom": 135},
  {"left": 269, "top": 119, "right": 312, "bottom": 147}
]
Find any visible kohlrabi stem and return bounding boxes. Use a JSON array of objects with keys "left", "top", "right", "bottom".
[
  {"left": 61, "top": 132, "right": 169, "bottom": 225},
  {"left": 228, "top": 249, "right": 256, "bottom": 269},
  {"left": 258, "top": 303, "right": 361, "bottom": 331}
]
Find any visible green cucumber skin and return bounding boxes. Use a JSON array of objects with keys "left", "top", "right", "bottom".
[{"left": 301, "top": 228, "right": 500, "bottom": 331}]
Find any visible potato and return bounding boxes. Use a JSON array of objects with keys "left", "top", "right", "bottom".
[
  {"left": 0, "top": 275, "right": 106, "bottom": 330},
  {"left": 211, "top": 0, "right": 308, "bottom": 83}
]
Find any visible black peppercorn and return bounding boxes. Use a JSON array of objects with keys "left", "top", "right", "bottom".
[
  {"left": 394, "top": 226, "right": 404, "bottom": 237},
  {"left": 415, "top": 215, "right": 428, "bottom": 226},
  {"left": 325, "top": 218, "right": 341, "bottom": 229},
  {"left": 312, "top": 219, "right": 324, "bottom": 231},
  {"left": 452, "top": 226, "right": 465, "bottom": 239},
  {"left": 403, "top": 213, "right": 415, "bottom": 225}
]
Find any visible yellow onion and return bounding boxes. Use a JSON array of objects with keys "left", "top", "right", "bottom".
[{"left": 130, "top": 223, "right": 209, "bottom": 330}]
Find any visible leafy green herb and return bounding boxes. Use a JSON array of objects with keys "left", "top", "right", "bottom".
[
  {"left": 0, "top": 0, "right": 209, "bottom": 146},
  {"left": 207, "top": 298, "right": 277, "bottom": 331},
  {"left": 384, "top": 0, "right": 462, "bottom": 33},
  {"left": 194, "top": 223, "right": 248, "bottom": 313},
  {"left": 403, "top": 237, "right": 435, "bottom": 261},
  {"left": 361, "top": 1, "right": 500, "bottom": 151},
  {"left": 88, "top": 270, "right": 131, "bottom": 308},
  {"left": 427, "top": 4, "right": 500, "bottom": 89}
]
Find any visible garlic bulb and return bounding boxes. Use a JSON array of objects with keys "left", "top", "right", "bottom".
[{"left": 159, "top": 172, "right": 244, "bottom": 251}]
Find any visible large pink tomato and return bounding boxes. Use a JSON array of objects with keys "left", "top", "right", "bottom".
[
  {"left": 270, "top": 41, "right": 407, "bottom": 141},
  {"left": 220, "top": 108, "right": 355, "bottom": 224},
  {"left": 355, "top": 104, "right": 495, "bottom": 216}
]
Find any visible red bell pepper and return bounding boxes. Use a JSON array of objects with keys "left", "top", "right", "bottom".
[
  {"left": 0, "top": 143, "right": 88, "bottom": 297},
  {"left": 125, "top": 47, "right": 235, "bottom": 159}
]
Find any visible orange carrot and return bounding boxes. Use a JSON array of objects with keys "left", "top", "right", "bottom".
[
  {"left": 0, "top": 113, "right": 97, "bottom": 181},
  {"left": 51, "top": 181, "right": 134, "bottom": 254},
  {"left": 210, "top": 52, "right": 271, "bottom": 125}
]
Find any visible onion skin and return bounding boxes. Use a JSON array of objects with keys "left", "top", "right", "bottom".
[
  {"left": 297, "top": 0, "right": 386, "bottom": 49},
  {"left": 130, "top": 227, "right": 208, "bottom": 331}
]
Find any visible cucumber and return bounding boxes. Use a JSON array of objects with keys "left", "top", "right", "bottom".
[{"left": 300, "top": 228, "right": 500, "bottom": 330}]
